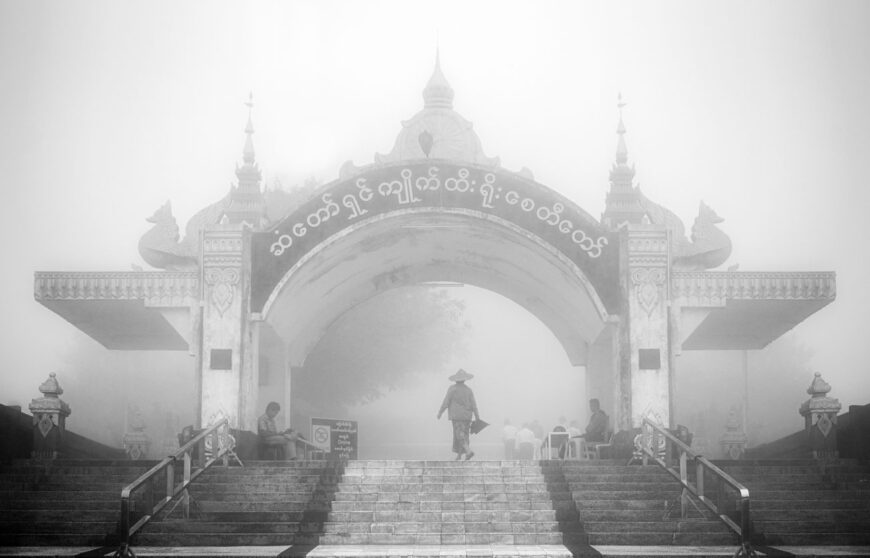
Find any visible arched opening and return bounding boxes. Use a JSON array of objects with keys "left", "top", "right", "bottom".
[{"left": 254, "top": 208, "right": 618, "bottom": 457}]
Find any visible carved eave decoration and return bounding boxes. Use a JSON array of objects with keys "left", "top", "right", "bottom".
[
  {"left": 674, "top": 271, "right": 836, "bottom": 350},
  {"left": 34, "top": 271, "right": 198, "bottom": 350}
]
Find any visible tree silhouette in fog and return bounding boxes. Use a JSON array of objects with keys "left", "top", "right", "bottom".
[{"left": 293, "top": 287, "right": 469, "bottom": 418}]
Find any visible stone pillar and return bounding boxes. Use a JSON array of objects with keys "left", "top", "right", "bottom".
[
  {"left": 719, "top": 406, "right": 748, "bottom": 460},
  {"left": 199, "top": 225, "right": 257, "bottom": 431},
  {"left": 799, "top": 372, "right": 842, "bottom": 459},
  {"left": 623, "top": 226, "right": 671, "bottom": 429},
  {"left": 28, "top": 373, "right": 70, "bottom": 459},
  {"left": 123, "top": 405, "right": 151, "bottom": 460}
]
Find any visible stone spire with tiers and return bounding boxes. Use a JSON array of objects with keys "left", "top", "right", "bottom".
[
  {"left": 222, "top": 92, "right": 268, "bottom": 228},
  {"left": 368, "top": 50, "right": 500, "bottom": 170},
  {"left": 602, "top": 94, "right": 645, "bottom": 228},
  {"left": 422, "top": 49, "right": 455, "bottom": 110}
]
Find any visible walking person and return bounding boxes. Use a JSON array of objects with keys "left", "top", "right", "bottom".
[{"left": 437, "top": 368, "right": 480, "bottom": 461}]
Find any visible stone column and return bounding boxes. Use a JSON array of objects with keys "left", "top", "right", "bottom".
[
  {"left": 623, "top": 225, "right": 671, "bottom": 429},
  {"left": 799, "top": 372, "right": 842, "bottom": 459},
  {"left": 28, "top": 373, "right": 70, "bottom": 459},
  {"left": 719, "top": 406, "right": 748, "bottom": 460},
  {"left": 199, "top": 225, "right": 257, "bottom": 431}
]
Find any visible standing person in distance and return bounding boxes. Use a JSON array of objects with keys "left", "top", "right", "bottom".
[{"left": 437, "top": 368, "right": 480, "bottom": 461}]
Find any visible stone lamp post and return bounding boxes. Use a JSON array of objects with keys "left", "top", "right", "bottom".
[
  {"left": 800, "top": 372, "right": 841, "bottom": 458},
  {"left": 28, "top": 372, "right": 71, "bottom": 459}
]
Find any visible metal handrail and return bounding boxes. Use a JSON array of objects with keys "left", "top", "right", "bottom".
[
  {"left": 639, "top": 418, "right": 755, "bottom": 557},
  {"left": 114, "top": 418, "right": 234, "bottom": 558}
]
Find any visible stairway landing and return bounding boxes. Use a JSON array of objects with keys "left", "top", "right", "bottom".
[{"left": 2, "top": 544, "right": 870, "bottom": 557}]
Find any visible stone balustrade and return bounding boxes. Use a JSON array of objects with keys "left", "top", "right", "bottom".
[
  {"left": 672, "top": 271, "right": 836, "bottom": 307},
  {"left": 34, "top": 271, "right": 199, "bottom": 307}
]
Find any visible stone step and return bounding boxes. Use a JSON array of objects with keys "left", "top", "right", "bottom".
[
  {"left": 329, "top": 500, "right": 576, "bottom": 512},
  {"left": 195, "top": 501, "right": 332, "bottom": 513},
  {"left": 572, "top": 490, "right": 682, "bottom": 500},
  {"left": 750, "top": 489, "right": 870, "bottom": 500},
  {"left": 335, "top": 482, "right": 557, "bottom": 492},
  {"left": 586, "top": 532, "right": 737, "bottom": 546},
  {"left": 179, "top": 492, "right": 334, "bottom": 503},
  {"left": 326, "top": 510, "right": 566, "bottom": 523},
  {"left": 583, "top": 521, "right": 731, "bottom": 534},
  {"left": 145, "top": 521, "right": 324, "bottom": 534},
  {"left": 0, "top": 533, "right": 116, "bottom": 546},
  {"left": 753, "top": 520, "right": 870, "bottom": 533},
  {"left": 752, "top": 499, "right": 870, "bottom": 511},
  {"left": 0, "top": 500, "right": 120, "bottom": 510},
  {"left": 331, "top": 493, "right": 567, "bottom": 504},
  {"left": 316, "top": 532, "right": 581, "bottom": 545},
  {"left": 0, "top": 509, "right": 118, "bottom": 522},
  {"left": 133, "top": 532, "right": 320, "bottom": 546},
  {"left": 757, "top": 532, "right": 870, "bottom": 545},
  {"left": 573, "top": 498, "right": 677, "bottom": 510},
  {"left": 321, "top": 521, "right": 584, "bottom": 535},
  {"left": 0, "top": 520, "right": 117, "bottom": 534},
  {"left": 174, "top": 511, "right": 330, "bottom": 523}
]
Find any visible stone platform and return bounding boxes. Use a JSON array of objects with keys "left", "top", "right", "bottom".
[{"left": 2, "top": 545, "right": 870, "bottom": 557}]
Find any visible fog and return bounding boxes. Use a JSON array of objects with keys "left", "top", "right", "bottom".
[{"left": 2, "top": 1, "right": 869, "bottom": 459}]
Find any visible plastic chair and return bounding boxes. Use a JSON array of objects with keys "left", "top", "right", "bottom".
[
  {"left": 582, "top": 430, "right": 614, "bottom": 459},
  {"left": 544, "top": 431, "right": 570, "bottom": 459}
]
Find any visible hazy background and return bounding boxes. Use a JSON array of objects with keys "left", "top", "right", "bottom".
[{"left": 1, "top": 1, "right": 868, "bottom": 458}]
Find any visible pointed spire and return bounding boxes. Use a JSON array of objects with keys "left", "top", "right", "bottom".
[
  {"left": 615, "top": 93, "right": 628, "bottom": 166},
  {"left": 243, "top": 92, "right": 256, "bottom": 165},
  {"left": 422, "top": 47, "right": 454, "bottom": 110},
  {"left": 234, "top": 91, "right": 262, "bottom": 195}
]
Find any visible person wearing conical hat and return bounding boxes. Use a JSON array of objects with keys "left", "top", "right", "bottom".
[{"left": 436, "top": 368, "right": 480, "bottom": 460}]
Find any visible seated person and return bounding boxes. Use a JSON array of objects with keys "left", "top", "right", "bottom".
[
  {"left": 541, "top": 424, "right": 569, "bottom": 459},
  {"left": 258, "top": 401, "right": 298, "bottom": 460},
  {"left": 515, "top": 422, "right": 536, "bottom": 460},
  {"left": 575, "top": 398, "right": 608, "bottom": 443}
]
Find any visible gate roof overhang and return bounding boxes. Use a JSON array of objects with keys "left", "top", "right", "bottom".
[
  {"left": 259, "top": 209, "right": 612, "bottom": 367},
  {"left": 674, "top": 271, "right": 837, "bottom": 350}
]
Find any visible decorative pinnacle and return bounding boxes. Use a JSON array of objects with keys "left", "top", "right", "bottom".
[
  {"left": 423, "top": 48, "right": 454, "bottom": 110},
  {"left": 615, "top": 92, "right": 628, "bottom": 166},
  {"left": 243, "top": 92, "right": 255, "bottom": 165}
]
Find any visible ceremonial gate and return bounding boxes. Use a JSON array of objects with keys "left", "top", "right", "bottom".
[{"left": 34, "top": 56, "right": 836, "bottom": 442}]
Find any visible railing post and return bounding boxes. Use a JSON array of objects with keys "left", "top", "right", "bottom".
[
  {"left": 696, "top": 461, "right": 705, "bottom": 500},
  {"left": 680, "top": 450, "right": 688, "bottom": 518},
  {"left": 166, "top": 461, "right": 174, "bottom": 501},
  {"left": 183, "top": 451, "right": 191, "bottom": 519}
]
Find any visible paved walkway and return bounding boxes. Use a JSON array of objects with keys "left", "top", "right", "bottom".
[{"left": 2, "top": 546, "right": 870, "bottom": 557}]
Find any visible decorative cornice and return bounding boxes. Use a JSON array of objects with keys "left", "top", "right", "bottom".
[
  {"left": 34, "top": 271, "right": 199, "bottom": 307},
  {"left": 673, "top": 271, "right": 836, "bottom": 307}
]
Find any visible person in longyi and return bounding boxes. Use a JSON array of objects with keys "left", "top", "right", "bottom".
[{"left": 436, "top": 368, "right": 480, "bottom": 461}]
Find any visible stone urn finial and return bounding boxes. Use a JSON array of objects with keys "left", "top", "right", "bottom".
[
  {"left": 123, "top": 405, "right": 151, "bottom": 460},
  {"left": 799, "top": 372, "right": 841, "bottom": 459},
  {"left": 720, "top": 405, "right": 748, "bottom": 460},
  {"left": 807, "top": 371, "right": 832, "bottom": 397},
  {"left": 28, "top": 372, "right": 71, "bottom": 459}
]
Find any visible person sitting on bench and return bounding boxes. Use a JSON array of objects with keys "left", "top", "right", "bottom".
[{"left": 257, "top": 401, "right": 298, "bottom": 460}]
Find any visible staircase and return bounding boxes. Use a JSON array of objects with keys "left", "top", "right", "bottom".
[
  {"left": 562, "top": 460, "right": 736, "bottom": 545},
  {"left": 136, "top": 460, "right": 344, "bottom": 546},
  {"left": 718, "top": 459, "right": 870, "bottom": 546},
  {"left": 0, "top": 459, "right": 153, "bottom": 546},
  {"left": 319, "top": 460, "right": 585, "bottom": 545},
  {"left": 3, "top": 457, "right": 870, "bottom": 553}
]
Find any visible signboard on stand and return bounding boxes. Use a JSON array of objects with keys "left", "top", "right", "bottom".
[{"left": 310, "top": 417, "right": 358, "bottom": 460}]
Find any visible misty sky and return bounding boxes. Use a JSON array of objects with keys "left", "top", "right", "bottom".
[{"left": 2, "top": 1, "right": 869, "bottom": 440}]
